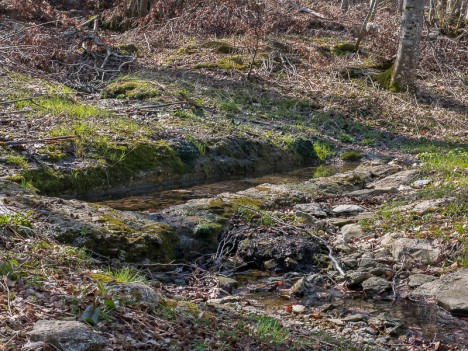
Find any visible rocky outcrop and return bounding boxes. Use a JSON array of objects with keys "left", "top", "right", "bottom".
[
  {"left": 411, "top": 269, "right": 468, "bottom": 316},
  {"left": 367, "top": 169, "right": 419, "bottom": 189},
  {"left": 27, "top": 320, "right": 106, "bottom": 351}
]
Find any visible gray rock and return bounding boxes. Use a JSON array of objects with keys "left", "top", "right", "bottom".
[
  {"left": 106, "top": 283, "right": 160, "bottom": 307},
  {"left": 412, "top": 179, "right": 431, "bottom": 188},
  {"left": 387, "top": 238, "right": 440, "bottom": 262},
  {"left": 28, "top": 320, "right": 106, "bottom": 351},
  {"left": 341, "top": 224, "right": 364, "bottom": 242},
  {"left": 411, "top": 268, "right": 468, "bottom": 316},
  {"left": 332, "top": 204, "right": 365, "bottom": 215},
  {"left": 343, "top": 313, "right": 365, "bottom": 322},
  {"left": 362, "top": 277, "right": 391, "bottom": 295},
  {"left": 407, "top": 274, "right": 437, "bottom": 288},
  {"left": 410, "top": 198, "right": 452, "bottom": 214},
  {"left": 347, "top": 188, "right": 397, "bottom": 200},
  {"left": 294, "top": 202, "right": 327, "bottom": 218},
  {"left": 346, "top": 271, "right": 371, "bottom": 289},
  {"left": 217, "top": 276, "right": 239, "bottom": 292},
  {"left": 367, "top": 169, "right": 419, "bottom": 189}
]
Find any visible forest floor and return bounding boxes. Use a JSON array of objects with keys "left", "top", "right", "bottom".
[{"left": 0, "top": 1, "right": 467, "bottom": 350}]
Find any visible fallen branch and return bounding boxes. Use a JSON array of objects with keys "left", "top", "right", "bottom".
[
  {"left": 239, "top": 205, "right": 346, "bottom": 276},
  {"left": 0, "top": 136, "right": 76, "bottom": 146}
]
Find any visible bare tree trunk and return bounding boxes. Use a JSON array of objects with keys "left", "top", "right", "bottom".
[
  {"left": 355, "top": 0, "right": 379, "bottom": 51},
  {"left": 390, "top": 0, "right": 424, "bottom": 91},
  {"left": 341, "top": 0, "right": 349, "bottom": 12},
  {"left": 127, "top": 0, "right": 150, "bottom": 17}
]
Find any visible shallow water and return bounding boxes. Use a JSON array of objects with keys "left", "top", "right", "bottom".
[
  {"left": 233, "top": 270, "right": 468, "bottom": 347},
  {"left": 99, "top": 165, "right": 352, "bottom": 212}
]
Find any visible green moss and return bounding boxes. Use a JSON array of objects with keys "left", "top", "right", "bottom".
[
  {"left": 101, "top": 80, "right": 161, "bottom": 99},
  {"left": 178, "top": 45, "right": 198, "bottom": 55},
  {"left": 20, "top": 142, "right": 186, "bottom": 195},
  {"left": 341, "top": 150, "right": 363, "bottom": 161},
  {"left": 144, "top": 223, "right": 179, "bottom": 261},
  {"left": 373, "top": 65, "right": 400, "bottom": 91},
  {"left": 195, "top": 56, "right": 249, "bottom": 71},
  {"left": 193, "top": 221, "right": 223, "bottom": 245},
  {"left": 98, "top": 214, "right": 132, "bottom": 232},
  {"left": 202, "top": 40, "right": 237, "bottom": 54},
  {"left": 5, "top": 154, "right": 29, "bottom": 169},
  {"left": 331, "top": 43, "right": 356, "bottom": 56}
]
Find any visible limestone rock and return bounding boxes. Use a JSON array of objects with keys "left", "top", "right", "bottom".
[
  {"left": 341, "top": 224, "right": 364, "bottom": 242},
  {"left": 387, "top": 238, "right": 440, "bottom": 262},
  {"left": 347, "top": 188, "right": 397, "bottom": 200},
  {"left": 362, "top": 277, "right": 391, "bottom": 295},
  {"left": 217, "top": 276, "right": 239, "bottom": 292},
  {"left": 28, "top": 320, "right": 106, "bottom": 351},
  {"left": 411, "top": 269, "right": 468, "bottom": 316},
  {"left": 407, "top": 274, "right": 437, "bottom": 288},
  {"left": 412, "top": 179, "right": 431, "bottom": 188},
  {"left": 106, "top": 283, "right": 160, "bottom": 307},
  {"left": 410, "top": 198, "right": 452, "bottom": 215},
  {"left": 294, "top": 202, "right": 327, "bottom": 218},
  {"left": 332, "top": 204, "right": 365, "bottom": 215},
  {"left": 367, "top": 169, "right": 419, "bottom": 189}
]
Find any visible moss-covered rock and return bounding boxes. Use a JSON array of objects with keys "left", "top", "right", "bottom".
[{"left": 101, "top": 80, "right": 161, "bottom": 99}]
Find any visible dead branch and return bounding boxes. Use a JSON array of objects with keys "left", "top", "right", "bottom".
[{"left": 239, "top": 205, "right": 346, "bottom": 276}]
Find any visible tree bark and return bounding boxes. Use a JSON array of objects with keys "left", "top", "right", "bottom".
[
  {"left": 127, "top": 0, "right": 150, "bottom": 17},
  {"left": 390, "top": 0, "right": 424, "bottom": 91},
  {"left": 341, "top": 0, "right": 349, "bottom": 12}
]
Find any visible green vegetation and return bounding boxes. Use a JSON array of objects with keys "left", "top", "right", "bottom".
[
  {"left": 16, "top": 95, "right": 107, "bottom": 119},
  {"left": 196, "top": 55, "right": 250, "bottom": 70},
  {"left": 341, "top": 150, "right": 363, "bottom": 161},
  {"left": 314, "top": 141, "right": 335, "bottom": 161},
  {"left": 253, "top": 315, "right": 289, "bottom": 345},
  {"left": 331, "top": 42, "right": 356, "bottom": 56},
  {"left": 101, "top": 79, "right": 161, "bottom": 99}
]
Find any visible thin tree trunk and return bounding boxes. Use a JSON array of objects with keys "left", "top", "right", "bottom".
[
  {"left": 341, "top": 0, "right": 349, "bottom": 12},
  {"left": 127, "top": 0, "right": 150, "bottom": 17},
  {"left": 355, "top": 0, "right": 379, "bottom": 51},
  {"left": 390, "top": 0, "right": 424, "bottom": 91}
]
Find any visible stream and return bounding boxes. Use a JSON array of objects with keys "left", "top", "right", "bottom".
[{"left": 98, "top": 164, "right": 468, "bottom": 349}]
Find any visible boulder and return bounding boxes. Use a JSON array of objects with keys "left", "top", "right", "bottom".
[
  {"left": 367, "top": 169, "right": 419, "bottom": 189},
  {"left": 387, "top": 238, "right": 440, "bottom": 262},
  {"left": 217, "top": 276, "right": 239, "bottom": 292},
  {"left": 332, "top": 204, "right": 365, "bottom": 215},
  {"left": 362, "top": 277, "right": 391, "bottom": 295},
  {"left": 106, "top": 283, "right": 160, "bottom": 307},
  {"left": 410, "top": 198, "right": 452, "bottom": 215},
  {"left": 411, "top": 269, "right": 468, "bottom": 316},
  {"left": 28, "top": 320, "right": 106, "bottom": 351},
  {"left": 341, "top": 224, "right": 364, "bottom": 242}
]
